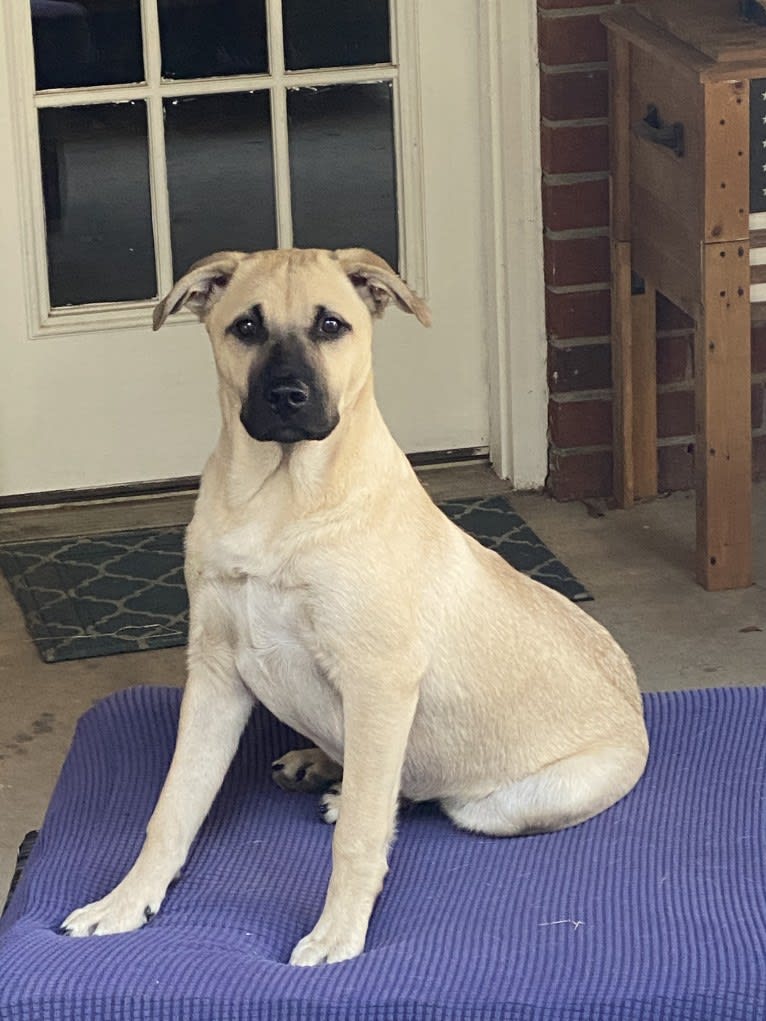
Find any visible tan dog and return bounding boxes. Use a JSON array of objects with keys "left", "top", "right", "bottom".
[{"left": 62, "top": 248, "right": 648, "bottom": 965}]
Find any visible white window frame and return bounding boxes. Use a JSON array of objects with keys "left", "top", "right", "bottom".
[{"left": 4, "top": 0, "right": 426, "bottom": 338}]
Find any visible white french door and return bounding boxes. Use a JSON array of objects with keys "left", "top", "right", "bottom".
[{"left": 0, "top": 1, "right": 546, "bottom": 499}]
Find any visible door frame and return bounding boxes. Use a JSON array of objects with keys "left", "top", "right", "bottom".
[{"left": 480, "top": 0, "right": 548, "bottom": 489}]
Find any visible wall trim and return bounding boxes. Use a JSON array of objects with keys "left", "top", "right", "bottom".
[
  {"left": 479, "top": 0, "right": 549, "bottom": 487},
  {"left": 0, "top": 448, "right": 490, "bottom": 510}
]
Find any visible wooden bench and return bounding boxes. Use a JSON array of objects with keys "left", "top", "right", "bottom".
[{"left": 602, "top": 0, "right": 763, "bottom": 590}]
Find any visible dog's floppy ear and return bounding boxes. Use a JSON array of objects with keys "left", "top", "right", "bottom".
[
  {"left": 152, "top": 251, "right": 247, "bottom": 331},
  {"left": 335, "top": 248, "right": 431, "bottom": 327}
]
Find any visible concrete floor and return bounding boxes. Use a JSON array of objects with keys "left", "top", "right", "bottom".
[{"left": 1, "top": 464, "right": 764, "bottom": 900}]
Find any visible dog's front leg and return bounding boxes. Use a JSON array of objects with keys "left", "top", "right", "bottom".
[
  {"left": 62, "top": 649, "right": 253, "bottom": 937},
  {"left": 290, "top": 683, "right": 418, "bottom": 966}
]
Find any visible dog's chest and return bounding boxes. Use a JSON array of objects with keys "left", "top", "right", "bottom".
[{"left": 225, "top": 573, "right": 343, "bottom": 756}]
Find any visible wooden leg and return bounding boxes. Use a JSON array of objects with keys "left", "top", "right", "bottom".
[
  {"left": 608, "top": 30, "right": 632, "bottom": 509},
  {"left": 612, "top": 241, "right": 634, "bottom": 508},
  {"left": 695, "top": 242, "right": 752, "bottom": 590},
  {"left": 631, "top": 279, "right": 657, "bottom": 501}
]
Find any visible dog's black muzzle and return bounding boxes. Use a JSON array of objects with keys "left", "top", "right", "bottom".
[{"left": 240, "top": 368, "right": 339, "bottom": 444}]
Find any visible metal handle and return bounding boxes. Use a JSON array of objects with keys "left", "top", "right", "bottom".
[{"left": 633, "top": 104, "right": 685, "bottom": 158}]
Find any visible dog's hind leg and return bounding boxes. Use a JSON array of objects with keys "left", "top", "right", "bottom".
[
  {"left": 440, "top": 743, "right": 647, "bottom": 837},
  {"left": 318, "top": 782, "right": 342, "bottom": 823},
  {"left": 271, "top": 747, "right": 342, "bottom": 793}
]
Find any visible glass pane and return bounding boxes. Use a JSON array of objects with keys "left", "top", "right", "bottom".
[
  {"left": 288, "top": 83, "right": 398, "bottom": 268},
  {"left": 158, "top": 0, "right": 268, "bottom": 80},
  {"left": 165, "top": 92, "right": 277, "bottom": 278},
  {"left": 31, "top": 1, "right": 143, "bottom": 89},
  {"left": 39, "top": 103, "right": 156, "bottom": 306},
  {"left": 283, "top": 0, "right": 390, "bottom": 71}
]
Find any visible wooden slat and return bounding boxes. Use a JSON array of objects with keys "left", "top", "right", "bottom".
[
  {"left": 602, "top": 8, "right": 766, "bottom": 82},
  {"left": 609, "top": 32, "right": 632, "bottom": 242},
  {"left": 611, "top": 241, "right": 635, "bottom": 508},
  {"left": 637, "top": 0, "right": 766, "bottom": 64},
  {"left": 631, "top": 186, "right": 701, "bottom": 317},
  {"left": 630, "top": 40, "right": 705, "bottom": 178},
  {"left": 601, "top": 9, "right": 714, "bottom": 78},
  {"left": 703, "top": 80, "right": 750, "bottom": 243},
  {"left": 695, "top": 240, "right": 753, "bottom": 590},
  {"left": 629, "top": 43, "right": 703, "bottom": 315},
  {"left": 631, "top": 283, "right": 658, "bottom": 500},
  {"left": 607, "top": 20, "right": 636, "bottom": 508}
]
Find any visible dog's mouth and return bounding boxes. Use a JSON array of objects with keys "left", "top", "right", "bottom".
[{"left": 239, "top": 412, "right": 339, "bottom": 445}]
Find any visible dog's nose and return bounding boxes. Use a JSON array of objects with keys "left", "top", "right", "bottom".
[{"left": 266, "top": 380, "right": 311, "bottom": 417}]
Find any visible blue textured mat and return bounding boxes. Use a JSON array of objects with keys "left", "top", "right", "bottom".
[
  {"left": 2, "top": 684, "right": 765, "bottom": 1020},
  {"left": 0, "top": 496, "right": 591, "bottom": 663}
]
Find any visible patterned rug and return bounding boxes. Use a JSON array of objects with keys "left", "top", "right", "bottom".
[{"left": 0, "top": 496, "right": 591, "bottom": 663}]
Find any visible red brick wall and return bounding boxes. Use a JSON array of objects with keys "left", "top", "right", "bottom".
[{"left": 538, "top": 0, "right": 766, "bottom": 500}]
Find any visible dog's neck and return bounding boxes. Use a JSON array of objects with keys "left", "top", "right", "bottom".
[{"left": 207, "top": 373, "right": 405, "bottom": 521}]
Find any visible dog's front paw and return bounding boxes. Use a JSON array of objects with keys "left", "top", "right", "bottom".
[
  {"left": 272, "top": 747, "right": 342, "bottom": 794},
  {"left": 289, "top": 919, "right": 366, "bottom": 966},
  {"left": 61, "top": 880, "right": 163, "bottom": 937}
]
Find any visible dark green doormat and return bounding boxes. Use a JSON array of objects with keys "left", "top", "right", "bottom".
[{"left": 0, "top": 496, "right": 591, "bottom": 663}]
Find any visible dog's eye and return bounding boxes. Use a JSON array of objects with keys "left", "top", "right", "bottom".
[
  {"left": 319, "top": 316, "right": 344, "bottom": 337},
  {"left": 312, "top": 307, "right": 349, "bottom": 342},
  {"left": 234, "top": 318, "right": 257, "bottom": 338},
  {"left": 230, "top": 308, "right": 266, "bottom": 343}
]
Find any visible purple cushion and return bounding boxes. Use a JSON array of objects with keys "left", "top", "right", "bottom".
[{"left": 2, "top": 684, "right": 766, "bottom": 1019}]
